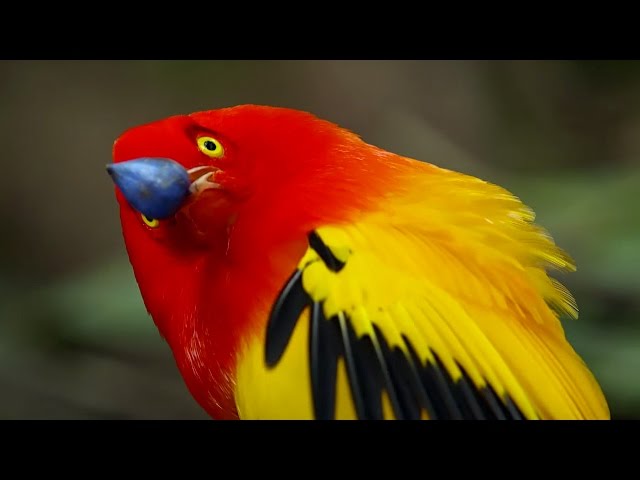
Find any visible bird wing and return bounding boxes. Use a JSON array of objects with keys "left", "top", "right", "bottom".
[{"left": 234, "top": 168, "right": 610, "bottom": 420}]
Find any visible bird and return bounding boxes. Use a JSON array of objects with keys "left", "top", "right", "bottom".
[{"left": 106, "top": 104, "right": 610, "bottom": 420}]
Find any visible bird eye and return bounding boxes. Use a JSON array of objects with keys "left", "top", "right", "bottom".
[
  {"left": 197, "top": 136, "right": 224, "bottom": 158},
  {"left": 141, "top": 214, "right": 160, "bottom": 228}
]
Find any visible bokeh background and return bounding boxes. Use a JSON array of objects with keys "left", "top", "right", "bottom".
[{"left": 0, "top": 60, "right": 638, "bottom": 419}]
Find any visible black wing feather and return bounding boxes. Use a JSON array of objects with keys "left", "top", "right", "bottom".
[
  {"left": 265, "top": 269, "right": 309, "bottom": 367},
  {"left": 310, "top": 302, "right": 342, "bottom": 420}
]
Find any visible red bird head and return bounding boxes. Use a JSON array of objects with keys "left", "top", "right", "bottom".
[
  {"left": 110, "top": 104, "right": 386, "bottom": 281},
  {"left": 109, "top": 106, "right": 392, "bottom": 278}
]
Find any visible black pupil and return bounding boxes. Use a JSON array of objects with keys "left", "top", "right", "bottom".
[{"left": 204, "top": 140, "right": 217, "bottom": 151}]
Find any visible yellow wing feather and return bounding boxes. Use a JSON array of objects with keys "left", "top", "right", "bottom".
[{"left": 234, "top": 165, "right": 609, "bottom": 420}]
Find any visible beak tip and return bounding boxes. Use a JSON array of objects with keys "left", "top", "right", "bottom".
[{"left": 106, "top": 158, "right": 190, "bottom": 219}]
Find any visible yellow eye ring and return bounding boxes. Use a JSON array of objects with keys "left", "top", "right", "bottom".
[
  {"left": 197, "top": 136, "right": 224, "bottom": 158},
  {"left": 141, "top": 214, "right": 160, "bottom": 228}
]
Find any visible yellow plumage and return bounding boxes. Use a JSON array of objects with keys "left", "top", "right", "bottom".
[{"left": 234, "top": 164, "right": 610, "bottom": 420}]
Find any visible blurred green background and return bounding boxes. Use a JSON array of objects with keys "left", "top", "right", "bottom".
[{"left": 0, "top": 60, "right": 638, "bottom": 419}]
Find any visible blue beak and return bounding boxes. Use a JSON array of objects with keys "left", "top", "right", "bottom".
[{"left": 106, "top": 158, "right": 191, "bottom": 219}]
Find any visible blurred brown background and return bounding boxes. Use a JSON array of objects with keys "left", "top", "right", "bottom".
[{"left": 0, "top": 60, "right": 638, "bottom": 419}]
